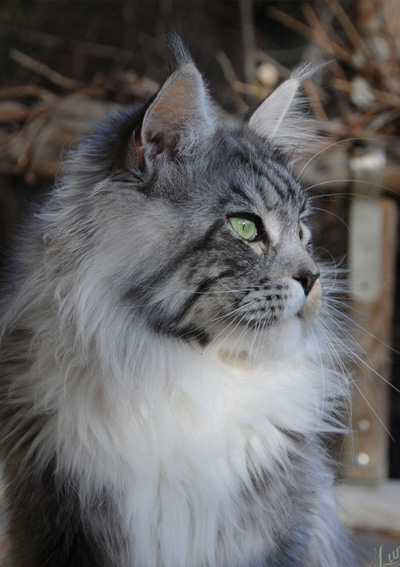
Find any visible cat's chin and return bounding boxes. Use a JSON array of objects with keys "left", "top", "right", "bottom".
[
  {"left": 263, "top": 315, "right": 306, "bottom": 359},
  {"left": 258, "top": 281, "right": 323, "bottom": 360},
  {"left": 216, "top": 314, "right": 310, "bottom": 369},
  {"left": 215, "top": 286, "right": 323, "bottom": 367},
  {"left": 263, "top": 284, "right": 322, "bottom": 360}
]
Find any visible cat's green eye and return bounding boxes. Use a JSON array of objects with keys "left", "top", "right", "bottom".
[{"left": 230, "top": 217, "right": 257, "bottom": 241}]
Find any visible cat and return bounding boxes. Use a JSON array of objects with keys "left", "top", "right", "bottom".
[{"left": 0, "top": 34, "right": 360, "bottom": 567}]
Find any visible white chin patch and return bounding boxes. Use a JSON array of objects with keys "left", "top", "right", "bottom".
[
  {"left": 216, "top": 281, "right": 312, "bottom": 365},
  {"left": 271, "top": 316, "right": 304, "bottom": 357},
  {"left": 222, "top": 315, "right": 305, "bottom": 366},
  {"left": 259, "top": 281, "right": 307, "bottom": 360},
  {"left": 282, "top": 280, "right": 305, "bottom": 320},
  {"left": 261, "top": 317, "right": 306, "bottom": 363}
]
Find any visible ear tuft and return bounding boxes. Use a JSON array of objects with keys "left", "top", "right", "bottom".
[
  {"left": 248, "top": 62, "right": 324, "bottom": 159},
  {"left": 165, "top": 31, "right": 194, "bottom": 73}
]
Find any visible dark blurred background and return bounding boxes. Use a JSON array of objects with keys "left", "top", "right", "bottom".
[{"left": 0, "top": 1, "right": 315, "bottom": 102}]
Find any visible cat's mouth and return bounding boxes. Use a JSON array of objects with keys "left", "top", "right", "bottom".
[
  {"left": 212, "top": 281, "right": 323, "bottom": 364},
  {"left": 234, "top": 278, "right": 322, "bottom": 329},
  {"left": 214, "top": 279, "right": 323, "bottom": 353}
]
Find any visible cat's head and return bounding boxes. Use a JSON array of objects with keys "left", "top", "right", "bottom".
[{"left": 63, "top": 34, "right": 322, "bottom": 364}]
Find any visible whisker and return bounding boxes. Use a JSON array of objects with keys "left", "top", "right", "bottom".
[
  {"left": 305, "top": 178, "right": 393, "bottom": 194},
  {"left": 312, "top": 319, "right": 354, "bottom": 428},
  {"left": 298, "top": 136, "right": 386, "bottom": 181},
  {"left": 309, "top": 206, "right": 351, "bottom": 232},
  {"left": 202, "top": 310, "right": 250, "bottom": 355},
  {"left": 209, "top": 299, "right": 260, "bottom": 324},
  {"left": 320, "top": 305, "right": 400, "bottom": 395},
  {"left": 315, "top": 318, "right": 394, "bottom": 440},
  {"left": 251, "top": 312, "right": 269, "bottom": 365},
  {"left": 321, "top": 301, "right": 400, "bottom": 358}
]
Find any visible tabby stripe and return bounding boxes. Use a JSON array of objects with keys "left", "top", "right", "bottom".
[
  {"left": 124, "top": 221, "right": 220, "bottom": 302},
  {"left": 172, "top": 277, "right": 217, "bottom": 324},
  {"left": 244, "top": 150, "right": 300, "bottom": 198},
  {"left": 262, "top": 166, "right": 300, "bottom": 203},
  {"left": 151, "top": 319, "right": 210, "bottom": 347},
  {"left": 172, "top": 325, "right": 210, "bottom": 347},
  {"left": 231, "top": 150, "right": 288, "bottom": 203},
  {"left": 265, "top": 170, "right": 288, "bottom": 201},
  {"left": 149, "top": 220, "right": 220, "bottom": 286},
  {"left": 229, "top": 184, "right": 253, "bottom": 203},
  {"left": 265, "top": 158, "right": 296, "bottom": 185},
  {"left": 237, "top": 156, "right": 291, "bottom": 202},
  {"left": 265, "top": 162, "right": 302, "bottom": 201},
  {"left": 232, "top": 140, "right": 299, "bottom": 200},
  {"left": 165, "top": 269, "right": 235, "bottom": 327}
]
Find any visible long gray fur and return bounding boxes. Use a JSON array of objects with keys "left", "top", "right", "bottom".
[{"left": 0, "top": 34, "right": 360, "bottom": 567}]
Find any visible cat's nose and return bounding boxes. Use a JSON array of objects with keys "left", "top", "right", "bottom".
[{"left": 293, "top": 270, "right": 320, "bottom": 296}]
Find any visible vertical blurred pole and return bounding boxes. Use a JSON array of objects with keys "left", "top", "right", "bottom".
[
  {"left": 340, "top": 149, "right": 397, "bottom": 483},
  {"left": 239, "top": 0, "right": 256, "bottom": 102},
  {"left": 339, "top": 1, "right": 397, "bottom": 483}
]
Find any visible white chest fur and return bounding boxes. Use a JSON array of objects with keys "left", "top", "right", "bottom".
[{"left": 53, "top": 337, "right": 333, "bottom": 567}]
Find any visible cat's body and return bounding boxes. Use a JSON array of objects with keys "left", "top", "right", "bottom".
[{"left": 0, "top": 37, "right": 359, "bottom": 566}]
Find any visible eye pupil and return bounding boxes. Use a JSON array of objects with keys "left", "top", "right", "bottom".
[
  {"left": 230, "top": 217, "right": 257, "bottom": 240},
  {"left": 299, "top": 222, "right": 303, "bottom": 240}
]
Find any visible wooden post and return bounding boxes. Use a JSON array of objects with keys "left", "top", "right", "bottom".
[{"left": 339, "top": 148, "right": 398, "bottom": 482}]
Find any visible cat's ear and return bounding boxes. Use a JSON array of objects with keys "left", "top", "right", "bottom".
[
  {"left": 247, "top": 64, "right": 319, "bottom": 156},
  {"left": 136, "top": 63, "right": 214, "bottom": 166}
]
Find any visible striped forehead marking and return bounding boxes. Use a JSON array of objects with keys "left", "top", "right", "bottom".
[
  {"left": 228, "top": 141, "right": 306, "bottom": 216},
  {"left": 261, "top": 162, "right": 301, "bottom": 202},
  {"left": 233, "top": 147, "right": 303, "bottom": 205}
]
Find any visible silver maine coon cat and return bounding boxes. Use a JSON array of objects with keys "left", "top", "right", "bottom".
[{"left": 0, "top": 35, "right": 359, "bottom": 567}]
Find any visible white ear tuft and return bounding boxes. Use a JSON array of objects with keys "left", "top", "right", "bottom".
[{"left": 248, "top": 62, "right": 322, "bottom": 158}]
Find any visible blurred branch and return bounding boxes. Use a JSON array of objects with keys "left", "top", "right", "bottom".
[
  {"left": 269, "top": 6, "right": 355, "bottom": 67},
  {"left": 0, "top": 84, "right": 57, "bottom": 103},
  {"left": 301, "top": 4, "right": 347, "bottom": 81},
  {"left": 333, "top": 78, "right": 400, "bottom": 108},
  {"left": 9, "top": 49, "right": 84, "bottom": 90},
  {"left": 215, "top": 51, "right": 249, "bottom": 111},
  {"left": 326, "top": 0, "right": 370, "bottom": 59},
  {"left": 0, "top": 23, "right": 143, "bottom": 63},
  {"left": 354, "top": 0, "right": 385, "bottom": 40}
]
